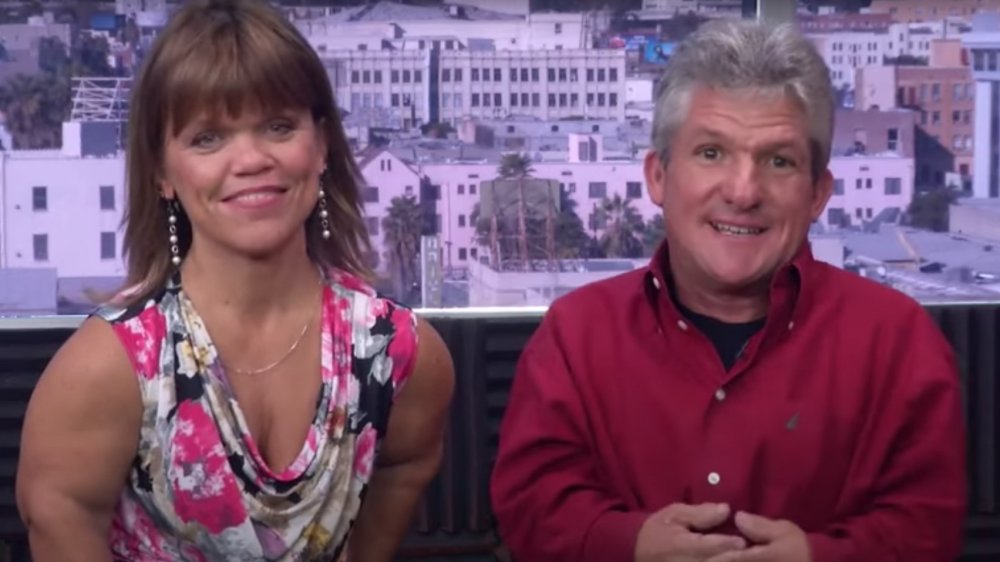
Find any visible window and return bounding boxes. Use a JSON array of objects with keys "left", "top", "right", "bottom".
[
  {"left": 458, "top": 184, "right": 465, "bottom": 194},
  {"left": 855, "top": 178, "right": 862, "bottom": 189},
  {"left": 865, "top": 178, "right": 872, "bottom": 189},
  {"left": 833, "top": 179, "right": 844, "bottom": 195},
  {"left": 365, "top": 217, "right": 379, "bottom": 235},
  {"left": 458, "top": 248, "right": 468, "bottom": 260},
  {"left": 827, "top": 208, "right": 846, "bottom": 226},
  {"left": 32, "top": 186, "right": 47, "bottom": 211},
  {"left": 588, "top": 182, "right": 607, "bottom": 198},
  {"left": 99, "top": 185, "right": 115, "bottom": 210},
  {"left": 887, "top": 129, "right": 898, "bottom": 152},
  {"left": 884, "top": 177, "right": 902, "bottom": 195},
  {"left": 442, "top": 69, "right": 451, "bottom": 82},
  {"left": 100, "top": 232, "right": 116, "bottom": 260},
  {"left": 626, "top": 181, "right": 642, "bottom": 199},
  {"left": 458, "top": 214, "right": 466, "bottom": 227},
  {"left": 363, "top": 186, "right": 380, "bottom": 203},
  {"left": 33, "top": 234, "right": 48, "bottom": 261}
]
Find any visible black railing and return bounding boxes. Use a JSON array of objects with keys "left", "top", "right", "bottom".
[{"left": 0, "top": 304, "right": 998, "bottom": 561}]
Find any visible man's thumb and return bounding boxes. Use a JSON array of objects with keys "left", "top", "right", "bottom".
[
  {"left": 666, "top": 502, "right": 731, "bottom": 531},
  {"left": 734, "top": 511, "right": 783, "bottom": 542}
]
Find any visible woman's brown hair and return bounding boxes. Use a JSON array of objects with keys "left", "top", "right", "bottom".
[{"left": 119, "top": 0, "right": 372, "bottom": 304}]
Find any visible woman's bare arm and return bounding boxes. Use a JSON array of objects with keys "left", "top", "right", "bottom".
[
  {"left": 16, "top": 317, "right": 142, "bottom": 562},
  {"left": 348, "top": 317, "right": 455, "bottom": 562}
]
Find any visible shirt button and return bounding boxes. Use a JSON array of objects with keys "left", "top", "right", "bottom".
[
  {"left": 788, "top": 321, "right": 795, "bottom": 330},
  {"left": 652, "top": 277, "right": 662, "bottom": 290},
  {"left": 714, "top": 388, "right": 726, "bottom": 401},
  {"left": 677, "top": 320, "right": 688, "bottom": 331},
  {"left": 707, "top": 472, "right": 721, "bottom": 486}
]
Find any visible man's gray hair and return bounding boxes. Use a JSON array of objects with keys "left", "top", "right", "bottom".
[{"left": 652, "top": 19, "right": 835, "bottom": 181}]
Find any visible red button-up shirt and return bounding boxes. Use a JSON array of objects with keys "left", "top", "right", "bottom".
[{"left": 490, "top": 242, "right": 967, "bottom": 562}]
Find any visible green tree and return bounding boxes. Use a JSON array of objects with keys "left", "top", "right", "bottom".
[
  {"left": 907, "top": 188, "right": 961, "bottom": 232},
  {"left": 642, "top": 214, "right": 665, "bottom": 257},
  {"left": 554, "top": 191, "right": 590, "bottom": 259},
  {"left": 0, "top": 73, "right": 69, "bottom": 148},
  {"left": 597, "top": 194, "right": 645, "bottom": 258},
  {"left": 381, "top": 195, "right": 423, "bottom": 304}
]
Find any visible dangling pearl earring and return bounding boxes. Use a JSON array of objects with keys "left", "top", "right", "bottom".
[
  {"left": 318, "top": 171, "right": 331, "bottom": 240},
  {"left": 167, "top": 199, "right": 181, "bottom": 266}
]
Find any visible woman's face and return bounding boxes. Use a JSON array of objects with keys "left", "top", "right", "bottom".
[{"left": 160, "top": 105, "right": 327, "bottom": 261}]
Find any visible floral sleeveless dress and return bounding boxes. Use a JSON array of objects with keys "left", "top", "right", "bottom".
[{"left": 93, "top": 267, "right": 418, "bottom": 561}]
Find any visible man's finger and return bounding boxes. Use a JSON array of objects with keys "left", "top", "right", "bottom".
[
  {"left": 706, "top": 544, "right": 773, "bottom": 562},
  {"left": 663, "top": 502, "right": 731, "bottom": 531},
  {"left": 734, "top": 511, "right": 788, "bottom": 543},
  {"left": 672, "top": 531, "right": 748, "bottom": 557}
]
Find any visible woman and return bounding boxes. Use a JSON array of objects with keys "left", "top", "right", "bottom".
[{"left": 15, "top": 0, "right": 454, "bottom": 560}]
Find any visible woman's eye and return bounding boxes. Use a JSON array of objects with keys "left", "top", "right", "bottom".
[
  {"left": 191, "top": 131, "right": 221, "bottom": 148},
  {"left": 267, "top": 121, "right": 295, "bottom": 135}
]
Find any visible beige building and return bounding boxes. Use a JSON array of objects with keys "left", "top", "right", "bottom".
[
  {"left": 869, "top": 0, "right": 1000, "bottom": 23},
  {"left": 855, "top": 39, "right": 974, "bottom": 190}
]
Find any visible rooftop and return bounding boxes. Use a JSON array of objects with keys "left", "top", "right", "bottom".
[{"left": 311, "top": 1, "right": 522, "bottom": 25}]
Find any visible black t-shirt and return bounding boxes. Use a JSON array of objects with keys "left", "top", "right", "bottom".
[{"left": 671, "top": 292, "right": 766, "bottom": 371}]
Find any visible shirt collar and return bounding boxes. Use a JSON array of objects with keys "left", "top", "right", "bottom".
[{"left": 644, "top": 238, "right": 813, "bottom": 338}]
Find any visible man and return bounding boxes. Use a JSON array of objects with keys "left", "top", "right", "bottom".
[{"left": 490, "top": 19, "right": 967, "bottom": 562}]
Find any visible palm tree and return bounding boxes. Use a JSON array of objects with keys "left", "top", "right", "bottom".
[
  {"left": 598, "top": 194, "right": 644, "bottom": 258},
  {"left": 496, "top": 152, "right": 535, "bottom": 269},
  {"left": 381, "top": 195, "right": 423, "bottom": 303}
]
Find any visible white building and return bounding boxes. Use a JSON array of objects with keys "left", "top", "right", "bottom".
[
  {"left": 325, "top": 48, "right": 628, "bottom": 128},
  {"left": 638, "top": 0, "right": 743, "bottom": 18},
  {"left": 806, "top": 19, "right": 961, "bottom": 91},
  {"left": 323, "top": 50, "right": 431, "bottom": 130},
  {"left": 438, "top": 49, "right": 627, "bottom": 123},
  {"left": 822, "top": 154, "right": 916, "bottom": 228},
  {"left": 0, "top": 150, "right": 125, "bottom": 277},
  {"left": 962, "top": 13, "right": 1000, "bottom": 199},
  {"left": 296, "top": 2, "right": 598, "bottom": 53}
]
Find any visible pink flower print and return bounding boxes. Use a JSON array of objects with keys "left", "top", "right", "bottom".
[
  {"left": 119, "top": 309, "right": 166, "bottom": 380},
  {"left": 170, "top": 401, "right": 248, "bottom": 534},
  {"left": 353, "top": 423, "right": 378, "bottom": 483},
  {"left": 364, "top": 297, "right": 390, "bottom": 328},
  {"left": 110, "top": 494, "right": 168, "bottom": 559},
  {"left": 387, "top": 307, "right": 418, "bottom": 392},
  {"left": 330, "top": 269, "right": 376, "bottom": 296}
]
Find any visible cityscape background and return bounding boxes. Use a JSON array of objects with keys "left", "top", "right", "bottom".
[{"left": 1, "top": 0, "right": 1000, "bottom": 313}]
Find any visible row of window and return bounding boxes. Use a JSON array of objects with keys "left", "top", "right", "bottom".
[
  {"left": 832, "top": 177, "right": 904, "bottom": 195},
  {"left": 466, "top": 92, "right": 619, "bottom": 108},
  {"left": 31, "top": 185, "right": 115, "bottom": 212},
  {"left": 918, "top": 108, "right": 973, "bottom": 126},
  {"left": 350, "top": 69, "right": 424, "bottom": 84},
  {"left": 29, "top": 232, "right": 116, "bottom": 262},
  {"left": 450, "top": 66, "right": 619, "bottom": 84},
  {"left": 350, "top": 66, "right": 621, "bottom": 86},
  {"left": 827, "top": 206, "right": 880, "bottom": 224},
  {"left": 899, "top": 83, "right": 975, "bottom": 106}
]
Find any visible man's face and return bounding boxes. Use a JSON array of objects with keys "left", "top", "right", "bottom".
[{"left": 645, "top": 86, "right": 833, "bottom": 293}]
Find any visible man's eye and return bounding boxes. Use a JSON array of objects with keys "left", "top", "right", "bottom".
[
  {"left": 699, "top": 147, "right": 721, "bottom": 160},
  {"left": 772, "top": 155, "right": 796, "bottom": 168}
]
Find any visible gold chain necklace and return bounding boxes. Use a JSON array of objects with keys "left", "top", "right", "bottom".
[{"left": 226, "top": 277, "right": 323, "bottom": 376}]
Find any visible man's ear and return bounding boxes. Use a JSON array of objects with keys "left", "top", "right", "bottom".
[
  {"left": 644, "top": 150, "right": 666, "bottom": 207},
  {"left": 810, "top": 169, "right": 835, "bottom": 221}
]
